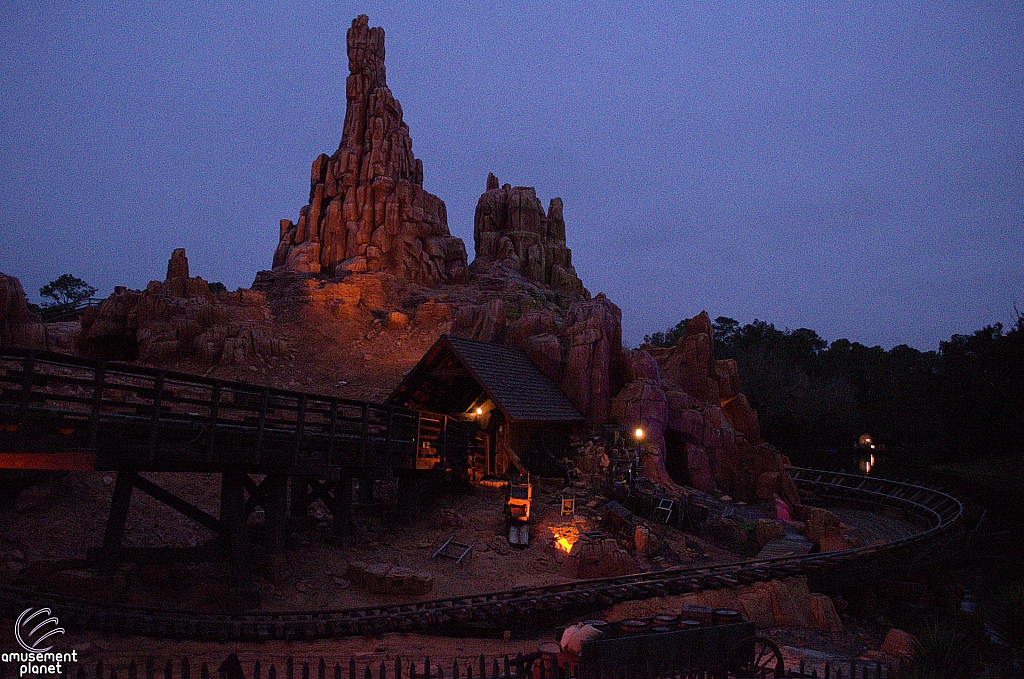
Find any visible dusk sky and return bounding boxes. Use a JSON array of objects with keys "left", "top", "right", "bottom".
[{"left": 1, "top": 2, "right": 1021, "bottom": 350}]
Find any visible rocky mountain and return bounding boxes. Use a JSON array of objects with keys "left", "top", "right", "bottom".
[
  {"left": 270, "top": 15, "right": 467, "bottom": 284},
  {"left": 0, "top": 14, "right": 794, "bottom": 507}
]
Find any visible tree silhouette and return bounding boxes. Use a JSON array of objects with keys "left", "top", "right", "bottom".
[{"left": 39, "top": 274, "right": 97, "bottom": 308}]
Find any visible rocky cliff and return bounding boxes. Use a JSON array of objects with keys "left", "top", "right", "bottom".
[
  {"left": 80, "top": 249, "right": 286, "bottom": 365},
  {"left": 271, "top": 15, "right": 467, "bottom": 284},
  {"left": 609, "top": 311, "right": 796, "bottom": 504}
]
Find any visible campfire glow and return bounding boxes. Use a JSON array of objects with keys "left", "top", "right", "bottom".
[{"left": 551, "top": 525, "right": 579, "bottom": 554}]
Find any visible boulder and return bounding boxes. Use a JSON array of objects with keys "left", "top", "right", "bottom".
[
  {"left": 561, "top": 534, "right": 637, "bottom": 580},
  {"left": 804, "top": 506, "right": 856, "bottom": 552},
  {"left": 344, "top": 561, "right": 433, "bottom": 595},
  {"left": 880, "top": 629, "right": 917, "bottom": 658}
]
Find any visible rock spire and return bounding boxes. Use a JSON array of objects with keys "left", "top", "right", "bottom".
[
  {"left": 272, "top": 15, "right": 467, "bottom": 284},
  {"left": 472, "top": 173, "right": 586, "bottom": 297}
]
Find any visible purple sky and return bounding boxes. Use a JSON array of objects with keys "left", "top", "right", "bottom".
[{"left": 2, "top": 3, "right": 1021, "bottom": 350}]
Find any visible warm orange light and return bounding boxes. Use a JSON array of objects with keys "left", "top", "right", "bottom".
[
  {"left": 475, "top": 406, "right": 483, "bottom": 415},
  {"left": 869, "top": 454, "right": 875, "bottom": 465},
  {"left": 634, "top": 427, "right": 644, "bottom": 440},
  {"left": 551, "top": 526, "right": 578, "bottom": 554}
]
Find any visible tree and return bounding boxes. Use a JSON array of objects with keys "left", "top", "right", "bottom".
[{"left": 39, "top": 274, "right": 97, "bottom": 308}]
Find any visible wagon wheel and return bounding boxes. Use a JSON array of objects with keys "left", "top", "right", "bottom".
[{"left": 725, "top": 636, "right": 785, "bottom": 678}]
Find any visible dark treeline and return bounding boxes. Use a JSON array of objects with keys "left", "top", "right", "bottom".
[{"left": 645, "top": 314, "right": 1024, "bottom": 467}]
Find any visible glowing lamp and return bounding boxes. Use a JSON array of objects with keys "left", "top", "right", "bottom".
[
  {"left": 634, "top": 428, "right": 645, "bottom": 440},
  {"left": 475, "top": 406, "right": 483, "bottom": 415}
]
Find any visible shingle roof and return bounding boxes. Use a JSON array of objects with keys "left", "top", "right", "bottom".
[{"left": 398, "top": 335, "right": 583, "bottom": 422}]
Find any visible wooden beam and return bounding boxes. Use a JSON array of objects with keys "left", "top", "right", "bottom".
[
  {"left": 0, "top": 451, "right": 96, "bottom": 471},
  {"left": 133, "top": 474, "right": 225, "bottom": 536}
]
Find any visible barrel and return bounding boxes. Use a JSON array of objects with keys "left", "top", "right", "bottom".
[
  {"left": 619, "top": 619, "right": 650, "bottom": 634},
  {"left": 712, "top": 608, "right": 743, "bottom": 625}
]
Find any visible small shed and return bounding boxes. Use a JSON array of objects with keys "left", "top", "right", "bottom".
[{"left": 388, "top": 334, "right": 583, "bottom": 478}]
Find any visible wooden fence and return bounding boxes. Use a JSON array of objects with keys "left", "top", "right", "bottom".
[{"left": 0, "top": 653, "right": 905, "bottom": 679}]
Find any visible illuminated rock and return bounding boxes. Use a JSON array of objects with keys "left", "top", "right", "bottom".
[
  {"left": 472, "top": 173, "right": 587, "bottom": 296},
  {"left": 272, "top": 15, "right": 467, "bottom": 285}
]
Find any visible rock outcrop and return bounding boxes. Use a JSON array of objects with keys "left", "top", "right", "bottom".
[
  {"left": 449, "top": 292, "right": 624, "bottom": 424},
  {"left": 605, "top": 311, "right": 798, "bottom": 504},
  {"left": 472, "top": 173, "right": 587, "bottom": 297},
  {"left": 0, "top": 273, "right": 80, "bottom": 353},
  {"left": 0, "top": 273, "right": 40, "bottom": 348},
  {"left": 345, "top": 561, "right": 434, "bottom": 595},
  {"left": 679, "top": 576, "right": 842, "bottom": 632},
  {"left": 81, "top": 250, "right": 286, "bottom": 365},
  {"left": 561, "top": 533, "right": 637, "bottom": 580},
  {"left": 271, "top": 15, "right": 467, "bottom": 285}
]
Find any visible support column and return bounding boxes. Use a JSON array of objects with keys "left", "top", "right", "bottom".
[
  {"left": 330, "top": 475, "right": 354, "bottom": 537},
  {"left": 289, "top": 476, "right": 310, "bottom": 518},
  {"left": 262, "top": 474, "right": 289, "bottom": 553},
  {"left": 221, "top": 472, "right": 254, "bottom": 590},
  {"left": 100, "top": 470, "right": 137, "bottom": 575}
]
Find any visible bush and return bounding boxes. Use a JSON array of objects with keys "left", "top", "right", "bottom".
[{"left": 907, "top": 622, "right": 979, "bottom": 679}]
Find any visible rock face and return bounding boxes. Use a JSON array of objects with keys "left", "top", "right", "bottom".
[
  {"left": 561, "top": 533, "right": 637, "bottom": 580},
  {"left": 0, "top": 273, "right": 39, "bottom": 348},
  {"left": 603, "top": 310, "right": 798, "bottom": 504},
  {"left": 450, "top": 292, "right": 624, "bottom": 424},
  {"left": 0, "top": 273, "right": 80, "bottom": 353},
  {"left": 271, "top": 15, "right": 467, "bottom": 284},
  {"left": 472, "top": 173, "right": 586, "bottom": 297},
  {"left": 81, "top": 250, "right": 286, "bottom": 365},
  {"left": 677, "top": 577, "right": 842, "bottom": 633}
]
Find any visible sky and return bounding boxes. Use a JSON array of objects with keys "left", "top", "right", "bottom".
[{"left": 1, "top": 2, "right": 1021, "bottom": 350}]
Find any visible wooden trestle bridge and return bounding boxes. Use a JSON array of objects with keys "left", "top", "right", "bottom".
[{"left": 0, "top": 349, "right": 968, "bottom": 641}]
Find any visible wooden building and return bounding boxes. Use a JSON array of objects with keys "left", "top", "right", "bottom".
[{"left": 388, "top": 335, "right": 583, "bottom": 479}]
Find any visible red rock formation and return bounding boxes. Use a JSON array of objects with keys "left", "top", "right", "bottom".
[
  {"left": 561, "top": 533, "right": 637, "bottom": 580},
  {"left": 81, "top": 250, "right": 286, "bottom": 365},
  {"left": 0, "top": 273, "right": 80, "bottom": 353},
  {"left": 472, "top": 173, "right": 586, "bottom": 297},
  {"left": 272, "top": 15, "right": 467, "bottom": 284},
  {"left": 0, "top": 273, "right": 39, "bottom": 348},
  {"left": 677, "top": 576, "right": 842, "bottom": 633},
  {"left": 560, "top": 294, "right": 623, "bottom": 424}
]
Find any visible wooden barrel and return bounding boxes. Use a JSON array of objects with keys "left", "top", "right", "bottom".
[{"left": 712, "top": 608, "right": 743, "bottom": 625}]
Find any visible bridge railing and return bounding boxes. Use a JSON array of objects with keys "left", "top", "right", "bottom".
[
  {"left": 36, "top": 296, "right": 104, "bottom": 322},
  {"left": 0, "top": 348, "right": 471, "bottom": 475}
]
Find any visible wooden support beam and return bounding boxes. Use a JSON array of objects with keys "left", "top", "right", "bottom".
[
  {"left": 262, "top": 473, "right": 289, "bottom": 553},
  {"left": 133, "top": 474, "right": 225, "bottom": 536},
  {"left": 221, "top": 472, "right": 254, "bottom": 590},
  {"left": 100, "top": 470, "right": 137, "bottom": 575}
]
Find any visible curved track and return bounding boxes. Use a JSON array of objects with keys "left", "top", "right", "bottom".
[{"left": 0, "top": 467, "right": 966, "bottom": 641}]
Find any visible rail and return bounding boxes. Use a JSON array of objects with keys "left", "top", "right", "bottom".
[{"left": 36, "top": 297, "right": 104, "bottom": 322}]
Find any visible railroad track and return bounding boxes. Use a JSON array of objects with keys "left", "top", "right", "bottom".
[{"left": 0, "top": 467, "right": 966, "bottom": 641}]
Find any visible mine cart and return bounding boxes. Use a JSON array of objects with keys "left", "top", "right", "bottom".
[
  {"left": 522, "top": 607, "right": 784, "bottom": 679},
  {"left": 506, "top": 473, "right": 533, "bottom": 546}
]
